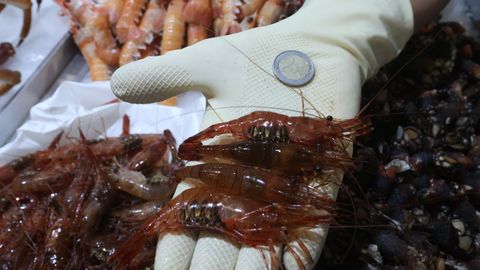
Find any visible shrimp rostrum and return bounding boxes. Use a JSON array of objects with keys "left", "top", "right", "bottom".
[{"left": 111, "top": 187, "right": 337, "bottom": 269}]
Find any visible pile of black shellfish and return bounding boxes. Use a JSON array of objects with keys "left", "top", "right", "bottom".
[{"left": 318, "top": 22, "right": 480, "bottom": 270}]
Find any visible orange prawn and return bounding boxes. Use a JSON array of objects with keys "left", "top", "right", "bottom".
[
  {"left": 119, "top": 0, "right": 167, "bottom": 66},
  {"left": 115, "top": 0, "right": 148, "bottom": 43},
  {"left": 161, "top": 0, "right": 187, "bottom": 54},
  {"left": 110, "top": 187, "right": 336, "bottom": 269},
  {"left": 218, "top": 0, "right": 242, "bottom": 36},
  {"left": 88, "top": 8, "right": 121, "bottom": 66},
  {"left": 184, "top": 0, "right": 212, "bottom": 45},
  {"left": 71, "top": 26, "right": 111, "bottom": 81},
  {"left": 257, "top": 0, "right": 284, "bottom": 27}
]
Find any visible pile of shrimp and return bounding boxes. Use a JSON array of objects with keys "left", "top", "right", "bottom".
[
  {"left": 111, "top": 111, "right": 372, "bottom": 269},
  {"left": 0, "top": 115, "right": 183, "bottom": 269},
  {"left": 56, "top": 0, "right": 304, "bottom": 81}
]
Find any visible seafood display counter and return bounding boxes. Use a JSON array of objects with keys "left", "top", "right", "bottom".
[{"left": 0, "top": 1, "right": 72, "bottom": 145}]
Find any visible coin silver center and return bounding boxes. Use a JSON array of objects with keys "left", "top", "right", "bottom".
[{"left": 273, "top": 50, "right": 315, "bottom": 87}]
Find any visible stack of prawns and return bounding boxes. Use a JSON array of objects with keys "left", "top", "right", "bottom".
[
  {"left": 57, "top": 0, "right": 304, "bottom": 81},
  {"left": 112, "top": 111, "right": 372, "bottom": 269}
]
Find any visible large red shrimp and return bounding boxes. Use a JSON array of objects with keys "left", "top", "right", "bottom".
[
  {"left": 110, "top": 187, "right": 336, "bottom": 269},
  {"left": 173, "top": 163, "right": 341, "bottom": 211},
  {"left": 179, "top": 111, "right": 372, "bottom": 154}
]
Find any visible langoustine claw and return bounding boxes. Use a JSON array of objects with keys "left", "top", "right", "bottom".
[
  {"left": 0, "top": 0, "right": 32, "bottom": 46},
  {"left": 0, "top": 42, "right": 15, "bottom": 64},
  {"left": 0, "top": 69, "right": 21, "bottom": 95}
]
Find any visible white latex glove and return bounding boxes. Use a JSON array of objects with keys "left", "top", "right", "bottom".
[{"left": 111, "top": 0, "right": 416, "bottom": 269}]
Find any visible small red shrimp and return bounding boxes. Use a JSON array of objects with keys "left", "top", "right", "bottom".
[
  {"left": 110, "top": 131, "right": 180, "bottom": 201},
  {"left": 161, "top": 0, "right": 187, "bottom": 54},
  {"left": 110, "top": 187, "right": 335, "bottom": 269},
  {"left": 110, "top": 162, "right": 176, "bottom": 201},
  {"left": 10, "top": 165, "right": 75, "bottom": 194},
  {"left": 41, "top": 213, "right": 74, "bottom": 269}
]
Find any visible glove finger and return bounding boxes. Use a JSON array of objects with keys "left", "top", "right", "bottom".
[
  {"left": 283, "top": 175, "right": 342, "bottom": 270},
  {"left": 283, "top": 227, "right": 329, "bottom": 270},
  {"left": 110, "top": 34, "right": 245, "bottom": 104},
  {"left": 155, "top": 181, "right": 198, "bottom": 270},
  {"left": 111, "top": 51, "right": 194, "bottom": 104},
  {"left": 235, "top": 245, "right": 282, "bottom": 270},
  {"left": 155, "top": 230, "right": 197, "bottom": 270},
  {"left": 190, "top": 232, "right": 240, "bottom": 270}
]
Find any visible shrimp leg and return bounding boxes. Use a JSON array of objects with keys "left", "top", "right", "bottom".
[
  {"left": 0, "top": 43, "right": 15, "bottom": 65},
  {"left": 0, "top": 69, "right": 21, "bottom": 95},
  {"left": 0, "top": 0, "right": 32, "bottom": 45}
]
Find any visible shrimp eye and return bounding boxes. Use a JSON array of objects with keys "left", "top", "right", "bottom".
[{"left": 327, "top": 115, "right": 333, "bottom": 121}]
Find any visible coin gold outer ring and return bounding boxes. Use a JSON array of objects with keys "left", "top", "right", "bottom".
[{"left": 273, "top": 50, "right": 316, "bottom": 87}]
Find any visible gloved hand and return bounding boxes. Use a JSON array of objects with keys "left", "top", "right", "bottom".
[{"left": 111, "top": 0, "right": 448, "bottom": 269}]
